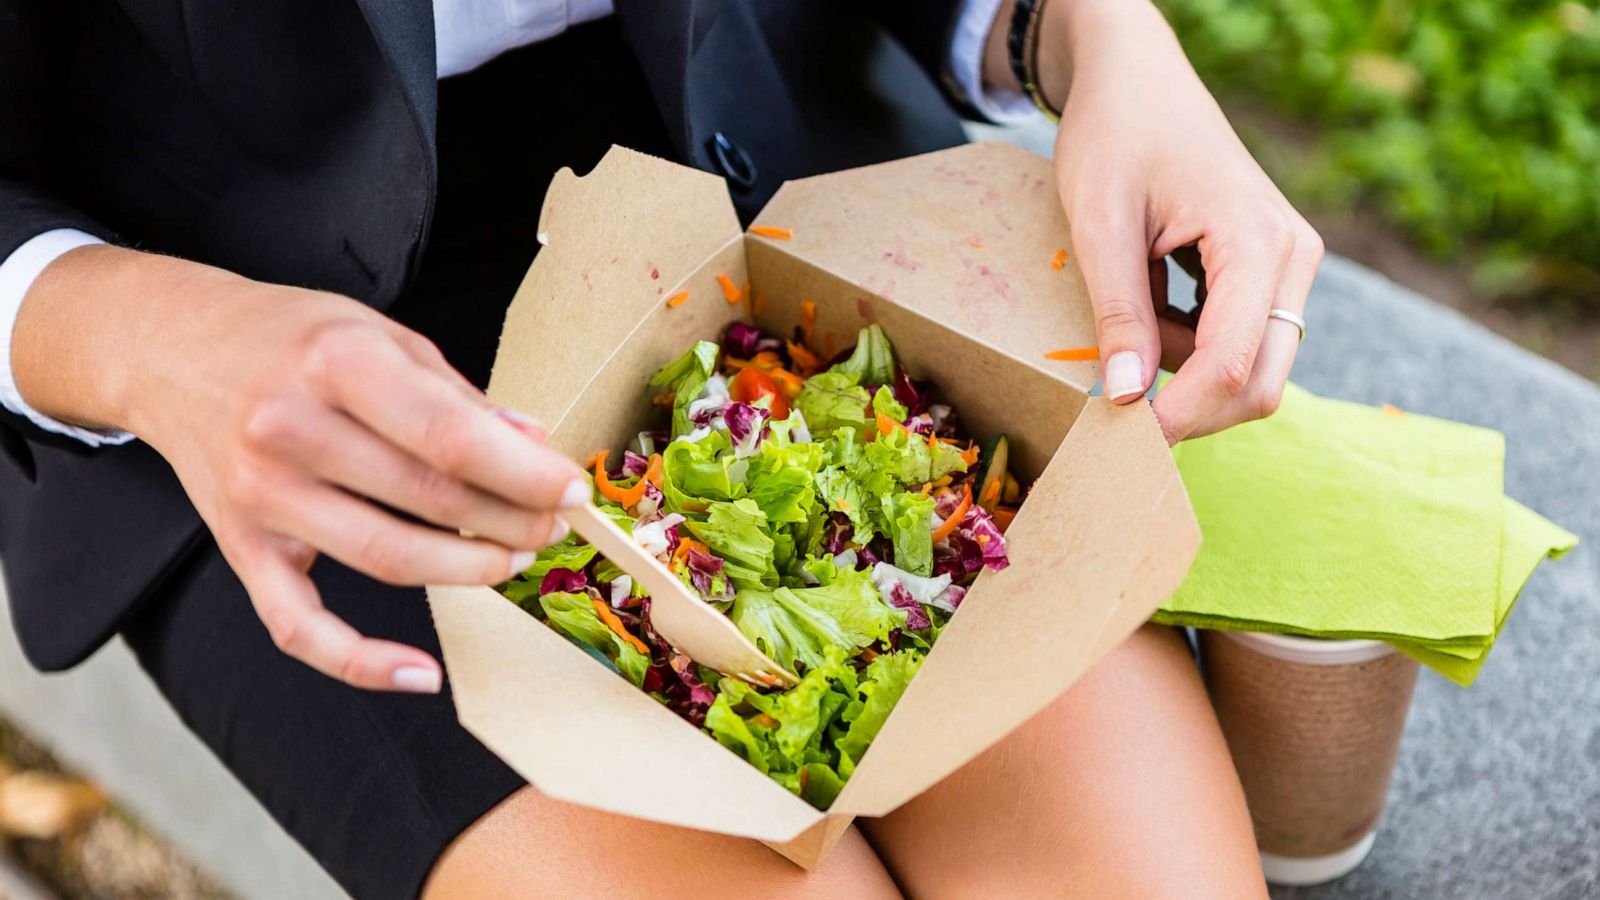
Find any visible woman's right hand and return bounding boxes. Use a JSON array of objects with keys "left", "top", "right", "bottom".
[{"left": 14, "top": 246, "right": 586, "bottom": 693}]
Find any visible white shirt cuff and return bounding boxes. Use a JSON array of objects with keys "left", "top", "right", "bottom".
[
  {"left": 948, "top": 0, "right": 1044, "bottom": 124},
  {"left": 0, "top": 229, "right": 135, "bottom": 447}
]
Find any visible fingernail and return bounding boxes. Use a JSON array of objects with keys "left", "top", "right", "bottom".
[
  {"left": 1103, "top": 351, "right": 1148, "bottom": 401},
  {"left": 495, "top": 407, "right": 547, "bottom": 442},
  {"left": 550, "top": 518, "right": 572, "bottom": 543},
  {"left": 559, "top": 479, "right": 591, "bottom": 509},
  {"left": 509, "top": 550, "right": 537, "bottom": 577},
  {"left": 392, "top": 666, "right": 441, "bottom": 694}
]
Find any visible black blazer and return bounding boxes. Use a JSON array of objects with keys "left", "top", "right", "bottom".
[{"left": 0, "top": 0, "right": 969, "bottom": 669}]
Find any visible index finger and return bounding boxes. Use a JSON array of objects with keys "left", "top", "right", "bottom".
[
  {"left": 228, "top": 531, "right": 442, "bottom": 692},
  {"left": 1151, "top": 223, "right": 1292, "bottom": 444},
  {"left": 315, "top": 334, "right": 588, "bottom": 511}
]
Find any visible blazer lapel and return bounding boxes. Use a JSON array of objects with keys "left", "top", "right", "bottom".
[
  {"left": 614, "top": 0, "right": 695, "bottom": 156},
  {"left": 354, "top": 0, "right": 439, "bottom": 164}
]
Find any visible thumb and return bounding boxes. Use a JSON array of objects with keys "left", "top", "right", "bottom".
[{"left": 1073, "top": 215, "right": 1161, "bottom": 403}]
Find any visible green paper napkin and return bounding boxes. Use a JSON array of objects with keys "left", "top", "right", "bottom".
[{"left": 1151, "top": 383, "right": 1576, "bottom": 685}]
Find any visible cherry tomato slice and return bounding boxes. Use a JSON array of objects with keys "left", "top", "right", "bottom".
[{"left": 730, "top": 367, "right": 789, "bottom": 419}]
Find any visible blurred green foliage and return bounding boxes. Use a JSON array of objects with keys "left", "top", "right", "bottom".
[{"left": 1158, "top": 0, "right": 1600, "bottom": 300}]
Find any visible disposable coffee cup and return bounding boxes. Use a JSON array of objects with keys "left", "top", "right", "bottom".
[{"left": 1199, "top": 630, "right": 1419, "bottom": 886}]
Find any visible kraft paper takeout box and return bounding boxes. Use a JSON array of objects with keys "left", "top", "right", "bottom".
[{"left": 428, "top": 142, "right": 1201, "bottom": 868}]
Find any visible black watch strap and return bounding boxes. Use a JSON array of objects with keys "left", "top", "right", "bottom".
[{"left": 1006, "top": 0, "right": 1061, "bottom": 120}]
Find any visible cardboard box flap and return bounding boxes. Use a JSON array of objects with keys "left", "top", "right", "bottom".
[
  {"left": 829, "top": 398, "right": 1200, "bottom": 818},
  {"left": 488, "top": 147, "right": 741, "bottom": 428},
  {"left": 429, "top": 585, "right": 826, "bottom": 842},
  {"left": 751, "top": 142, "right": 1100, "bottom": 393}
]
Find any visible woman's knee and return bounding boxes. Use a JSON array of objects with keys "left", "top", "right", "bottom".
[{"left": 424, "top": 786, "right": 901, "bottom": 899}]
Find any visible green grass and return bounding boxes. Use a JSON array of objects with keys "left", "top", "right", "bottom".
[{"left": 1158, "top": 0, "right": 1600, "bottom": 303}]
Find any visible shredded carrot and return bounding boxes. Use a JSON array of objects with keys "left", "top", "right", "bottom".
[
  {"left": 876, "top": 410, "right": 909, "bottom": 438},
  {"left": 717, "top": 273, "right": 740, "bottom": 303},
  {"left": 969, "top": 240, "right": 983, "bottom": 249},
  {"left": 750, "top": 226, "right": 792, "bottom": 240},
  {"left": 993, "top": 506, "right": 1017, "bottom": 532},
  {"left": 920, "top": 483, "right": 932, "bottom": 495},
  {"left": 1050, "top": 249, "right": 1068, "bottom": 270},
  {"left": 1045, "top": 346, "right": 1099, "bottom": 362},
  {"left": 837, "top": 499, "right": 852, "bottom": 512},
  {"left": 959, "top": 445, "right": 980, "bottom": 467},
  {"left": 591, "top": 599, "right": 651, "bottom": 655},
  {"left": 753, "top": 290, "right": 768, "bottom": 316},
  {"left": 644, "top": 453, "right": 664, "bottom": 487},
  {"left": 587, "top": 450, "right": 609, "bottom": 470},
  {"left": 975, "top": 534, "right": 990, "bottom": 546},
  {"left": 800, "top": 300, "right": 817, "bottom": 346},
  {"left": 932, "top": 485, "right": 973, "bottom": 543},
  {"left": 672, "top": 537, "right": 710, "bottom": 570},
  {"left": 930, "top": 475, "right": 953, "bottom": 488},
  {"left": 926, "top": 430, "right": 939, "bottom": 450},
  {"left": 858, "top": 646, "right": 881, "bottom": 663},
  {"left": 665, "top": 290, "right": 690, "bottom": 308},
  {"left": 589, "top": 449, "right": 658, "bottom": 509},
  {"left": 751, "top": 713, "right": 780, "bottom": 729},
  {"left": 1381, "top": 404, "right": 1405, "bottom": 417},
  {"left": 786, "top": 340, "right": 823, "bottom": 375}
]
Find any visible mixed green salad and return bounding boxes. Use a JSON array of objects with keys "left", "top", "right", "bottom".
[{"left": 500, "top": 319, "right": 1023, "bottom": 809}]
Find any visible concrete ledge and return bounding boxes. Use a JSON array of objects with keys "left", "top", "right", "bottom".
[{"left": 0, "top": 576, "right": 343, "bottom": 900}]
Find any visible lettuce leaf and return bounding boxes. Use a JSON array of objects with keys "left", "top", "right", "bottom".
[
  {"left": 837, "top": 649, "right": 923, "bottom": 775},
  {"left": 537, "top": 591, "right": 650, "bottom": 686},
  {"left": 686, "top": 499, "right": 777, "bottom": 590},
  {"left": 882, "top": 490, "right": 936, "bottom": 576},
  {"left": 650, "top": 341, "right": 720, "bottom": 438},
  {"left": 660, "top": 431, "right": 746, "bottom": 512},
  {"left": 871, "top": 385, "right": 908, "bottom": 423},
  {"left": 829, "top": 324, "right": 896, "bottom": 387},
  {"left": 729, "top": 568, "right": 897, "bottom": 673},
  {"left": 795, "top": 372, "right": 871, "bottom": 439}
]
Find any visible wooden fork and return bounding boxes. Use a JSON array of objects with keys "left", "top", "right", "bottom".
[{"left": 560, "top": 503, "right": 799, "bottom": 688}]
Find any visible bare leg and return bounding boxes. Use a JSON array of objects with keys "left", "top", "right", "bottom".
[
  {"left": 424, "top": 786, "right": 902, "bottom": 899},
  {"left": 862, "top": 624, "right": 1265, "bottom": 899}
]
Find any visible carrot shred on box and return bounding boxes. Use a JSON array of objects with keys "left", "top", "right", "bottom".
[
  {"left": 1050, "top": 249, "right": 1068, "bottom": 270},
  {"left": 800, "top": 299, "right": 817, "bottom": 346},
  {"left": 750, "top": 226, "right": 793, "bottom": 240},
  {"left": 1045, "top": 346, "right": 1098, "bottom": 361},
  {"left": 739, "top": 281, "right": 750, "bottom": 304},
  {"left": 665, "top": 290, "right": 690, "bottom": 308},
  {"left": 717, "top": 273, "right": 740, "bottom": 303}
]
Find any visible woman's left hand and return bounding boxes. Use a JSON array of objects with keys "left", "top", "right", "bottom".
[{"left": 990, "top": 0, "right": 1323, "bottom": 444}]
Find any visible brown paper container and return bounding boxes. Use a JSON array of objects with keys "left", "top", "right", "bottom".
[
  {"left": 1200, "top": 630, "right": 1419, "bottom": 885},
  {"left": 428, "top": 143, "right": 1202, "bottom": 869}
]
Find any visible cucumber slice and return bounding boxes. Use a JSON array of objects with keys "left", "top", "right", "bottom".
[{"left": 976, "top": 435, "right": 1009, "bottom": 509}]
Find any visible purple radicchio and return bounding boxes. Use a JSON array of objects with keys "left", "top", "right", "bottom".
[
  {"left": 621, "top": 450, "right": 651, "bottom": 478},
  {"left": 683, "top": 548, "right": 733, "bottom": 601},
  {"left": 722, "top": 401, "right": 770, "bottom": 456},
  {"left": 539, "top": 567, "right": 587, "bottom": 595},
  {"left": 892, "top": 365, "right": 929, "bottom": 417},
  {"left": 722, "top": 322, "right": 783, "bottom": 359}
]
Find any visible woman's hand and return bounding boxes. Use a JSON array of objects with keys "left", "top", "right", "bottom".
[
  {"left": 15, "top": 246, "right": 585, "bottom": 692},
  {"left": 989, "top": 0, "right": 1323, "bottom": 443}
]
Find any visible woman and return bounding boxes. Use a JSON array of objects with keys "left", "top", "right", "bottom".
[{"left": 0, "top": 0, "right": 1317, "bottom": 895}]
